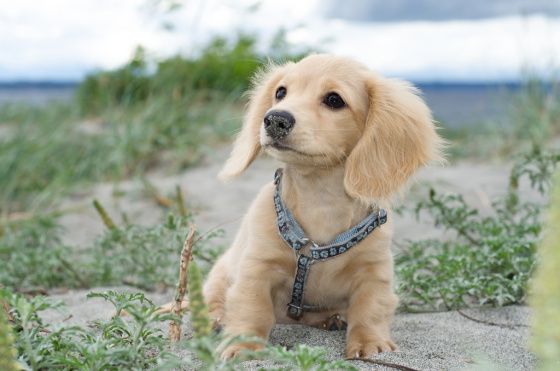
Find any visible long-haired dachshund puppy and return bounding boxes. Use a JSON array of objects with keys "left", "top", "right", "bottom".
[{"left": 203, "top": 54, "right": 443, "bottom": 359}]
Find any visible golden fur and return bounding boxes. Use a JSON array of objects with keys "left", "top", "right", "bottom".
[{"left": 204, "top": 54, "right": 443, "bottom": 359}]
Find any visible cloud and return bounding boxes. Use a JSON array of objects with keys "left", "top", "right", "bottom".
[
  {"left": 301, "top": 15, "right": 560, "bottom": 81},
  {"left": 323, "top": 0, "right": 560, "bottom": 22},
  {"left": 0, "top": 0, "right": 559, "bottom": 82}
]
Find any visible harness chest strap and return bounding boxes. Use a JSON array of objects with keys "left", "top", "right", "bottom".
[{"left": 272, "top": 168, "right": 388, "bottom": 320}]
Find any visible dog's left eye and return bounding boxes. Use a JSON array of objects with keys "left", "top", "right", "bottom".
[
  {"left": 323, "top": 92, "right": 346, "bottom": 109},
  {"left": 275, "top": 86, "right": 287, "bottom": 100}
]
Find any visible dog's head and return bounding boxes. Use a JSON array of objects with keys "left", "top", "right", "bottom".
[{"left": 219, "top": 54, "right": 443, "bottom": 203}]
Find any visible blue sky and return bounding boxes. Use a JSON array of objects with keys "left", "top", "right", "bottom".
[{"left": 0, "top": 0, "right": 559, "bottom": 82}]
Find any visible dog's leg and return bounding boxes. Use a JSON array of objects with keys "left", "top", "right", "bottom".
[
  {"left": 219, "top": 266, "right": 278, "bottom": 359},
  {"left": 203, "top": 255, "right": 230, "bottom": 329},
  {"left": 345, "top": 262, "right": 398, "bottom": 358}
]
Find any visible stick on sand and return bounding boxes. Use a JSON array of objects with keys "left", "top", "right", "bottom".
[{"left": 169, "top": 225, "right": 196, "bottom": 342}]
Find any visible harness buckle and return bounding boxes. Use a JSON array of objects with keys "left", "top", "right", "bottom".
[{"left": 287, "top": 303, "right": 304, "bottom": 319}]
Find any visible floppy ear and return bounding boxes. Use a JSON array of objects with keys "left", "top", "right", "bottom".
[
  {"left": 218, "top": 64, "right": 285, "bottom": 180},
  {"left": 344, "top": 73, "right": 444, "bottom": 203}
]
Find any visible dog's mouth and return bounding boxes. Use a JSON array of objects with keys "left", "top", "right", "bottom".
[{"left": 264, "top": 142, "right": 314, "bottom": 157}]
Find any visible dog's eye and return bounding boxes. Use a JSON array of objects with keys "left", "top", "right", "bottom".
[
  {"left": 275, "top": 86, "right": 287, "bottom": 100},
  {"left": 323, "top": 92, "right": 346, "bottom": 109}
]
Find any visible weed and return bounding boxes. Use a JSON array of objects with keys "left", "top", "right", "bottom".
[
  {"left": 89, "top": 210, "right": 222, "bottom": 290},
  {"left": 265, "top": 344, "right": 357, "bottom": 371},
  {"left": 0, "top": 216, "right": 81, "bottom": 290},
  {"left": 396, "top": 148, "right": 560, "bottom": 311},
  {"left": 0, "top": 205, "right": 223, "bottom": 292},
  {"left": 0, "top": 288, "right": 179, "bottom": 370}
]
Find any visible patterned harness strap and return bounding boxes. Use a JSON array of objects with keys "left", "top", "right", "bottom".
[{"left": 273, "top": 168, "right": 388, "bottom": 320}]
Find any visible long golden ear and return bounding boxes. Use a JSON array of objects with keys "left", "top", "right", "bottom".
[
  {"left": 218, "top": 64, "right": 285, "bottom": 180},
  {"left": 344, "top": 74, "right": 444, "bottom": 203}
]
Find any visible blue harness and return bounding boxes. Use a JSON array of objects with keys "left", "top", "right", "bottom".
[{"left": 273, "top": 169, "right": 388, "bottom": 320}]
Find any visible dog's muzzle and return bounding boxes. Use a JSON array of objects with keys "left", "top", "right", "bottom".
[{"left": 264, "top": 110, "right": 295, "bottom": 141}]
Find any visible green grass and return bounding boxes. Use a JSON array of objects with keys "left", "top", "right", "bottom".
[{"left": 0, "top": 94, "right": 241, "bottom": 214}]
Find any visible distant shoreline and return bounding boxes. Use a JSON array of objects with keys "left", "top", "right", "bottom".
[
  {"left": 0, "top": 80, "right": 524, "bottom": 90},
  {"left": 0, "top": 81, "right": 522, "bottom": 127}
]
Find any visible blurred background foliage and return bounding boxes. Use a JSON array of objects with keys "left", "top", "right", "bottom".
[
  {"left": 0, "top": 31, "right": 311, "bottom": 214},
  {"left": 77, "top": 31, "right": 309, "bottom": 114}
]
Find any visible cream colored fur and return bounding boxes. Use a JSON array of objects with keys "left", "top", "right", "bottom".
[{"left": 204, "top": 54, "right": 443, "bottom": 359}]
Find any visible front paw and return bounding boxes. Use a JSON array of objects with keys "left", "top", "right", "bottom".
[
  {"left": 346, "top": 336, "right": 397, "bottom": 358},
  {"left": 220, "top": 342, "right": 264, "bottom": 360}
]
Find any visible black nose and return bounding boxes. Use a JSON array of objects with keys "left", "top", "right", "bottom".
[{"left": 264, "top": 110, "right": 295, "bottom": 140}]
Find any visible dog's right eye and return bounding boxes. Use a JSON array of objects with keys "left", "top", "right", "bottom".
[{"left": 275, "top": 86, "right": 287, "bottom": 100}]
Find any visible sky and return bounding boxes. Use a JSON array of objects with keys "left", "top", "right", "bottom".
[{"left": 0, "top": 0, "right": 559, "bottom": 82}]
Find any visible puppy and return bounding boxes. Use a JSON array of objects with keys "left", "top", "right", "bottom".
[{"left": 203, "top": 54, "right": 442, "bottom": 359}]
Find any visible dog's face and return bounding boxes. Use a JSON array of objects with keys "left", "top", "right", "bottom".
[
  {"left": 259, "top": 57, "right": 368, "bottom": 168},
  {"left": 220, "top": 54, "right": 442, "bottom": 203}
]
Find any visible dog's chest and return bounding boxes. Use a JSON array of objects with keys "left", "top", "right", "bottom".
[
  {"left": 293, "top": 202, "right": 360, "bottom": 245},
  {"left": 303, "top": 256, "right": 353, "bottom": 305}
]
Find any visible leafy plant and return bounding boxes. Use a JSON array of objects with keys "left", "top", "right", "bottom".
[
  {"left": 396, "top": 148, "right": 560, "bottom": 311},
  {"left": 88, "top": 206, "right": 223, "bottom": 290},
  {"left": 0, "top": 288, "right": 179, "bottom": 370},
  {"left": 0, "top": 205, "right": 223, "bottom": 292},
  {"left": 265, "top": 344, "right": 357, "bottom": 371},
  {"left": 0, "top": 216, "right": 83, "bottom": 290}
]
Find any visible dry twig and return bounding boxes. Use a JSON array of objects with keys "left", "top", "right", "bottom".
[
  {"left": 175, "top": 185, "right": 188, "bottom": 217},
  {"left": 169, "top": 225, "right": 196, "bottom": 342},
  {"left": 347, "top": 357, "right": 420, "bottom": 371},
  {"left": 142, "top": 179, "right": 174, "bottom": 208},
  {"left": 457, "top": 309, "right": 528, "bottom": 328},
  {"left": 92, "top": 199, "right": 117, "bottom": 230}
]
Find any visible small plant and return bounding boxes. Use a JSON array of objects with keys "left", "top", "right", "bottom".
[
  {"left": 0, "top": 216, "right": 84, "bottom": 290},
  {"left": 265, "top": 344, "right": 357, "bottom": 371},
  {"left": 89, "top": 206, "right": 222, "bottom": 290},
  {"left": 0, "top": 288, "right": 180, "bottom": 370},
  {"left": 396, "top": 148, "right": 560, "bottom": 311},
  {"left": 88, "top": 214, "right": 192, "bottom": 290},
  {"left": 1, "top": 199, "right": 222, "bottom": 292}
]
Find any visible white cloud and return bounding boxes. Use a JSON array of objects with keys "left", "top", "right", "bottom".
[{"left": 0, "top": 0, "right": 558, "bottom": 81}]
